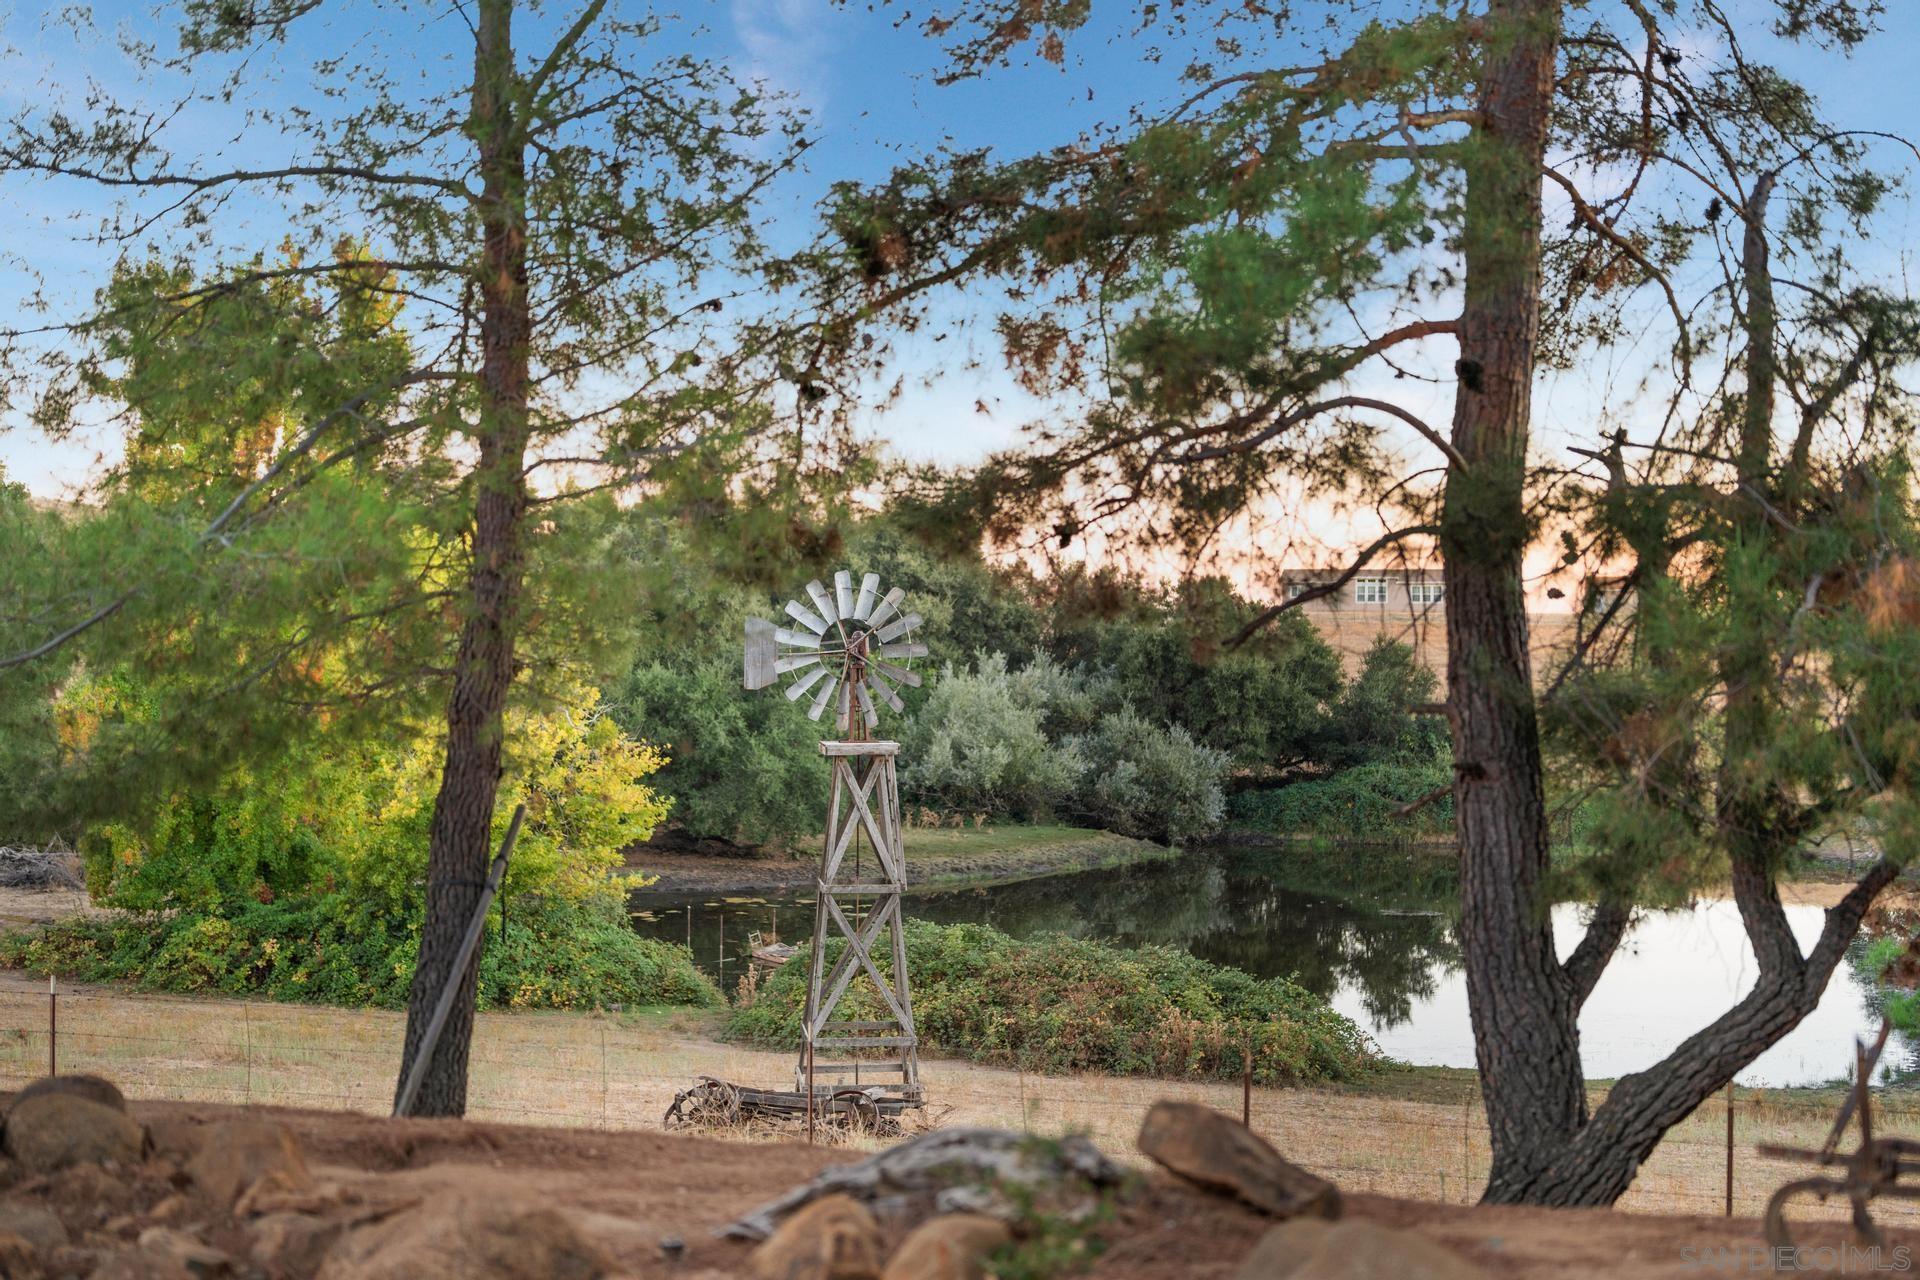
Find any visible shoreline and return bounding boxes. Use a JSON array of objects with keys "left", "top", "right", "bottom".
[{"left": 623, "top": 824, "right": 1172, "bottom": 895}]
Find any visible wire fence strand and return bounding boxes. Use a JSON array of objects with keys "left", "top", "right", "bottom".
[{"left": 6, "top": 985, "right": 1915, "bottom": 1224}]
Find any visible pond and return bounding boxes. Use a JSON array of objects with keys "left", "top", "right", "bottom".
[{"left": 627, "top": 844, "right": 1909, "bottom": 1088}]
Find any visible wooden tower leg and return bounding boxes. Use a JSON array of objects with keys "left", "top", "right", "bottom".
[{"left": 796, "top": 740, "right": 922, "bottom": 1107}]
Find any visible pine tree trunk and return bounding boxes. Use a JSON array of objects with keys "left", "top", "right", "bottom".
[
  {"left": 393, "top": 0, "right": 530, "bottom": 1118},
  {"left": 1440, "top": 0, "right": 1584, "bottom": 1202},
  {"left": 1447, "top": 139, "right": 1900, "bottom": 1206}
]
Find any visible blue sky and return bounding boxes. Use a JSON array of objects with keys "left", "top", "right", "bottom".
[{"left": 3, "top": 0, "right": 1917, "bottom": 520}]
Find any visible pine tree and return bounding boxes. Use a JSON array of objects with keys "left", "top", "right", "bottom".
[
  {"left": 0, "top": 0, "right": 806, "bottom": 1114},
  {"left": 804, "top": 0, "right": 1920, "bottom": 1203}
]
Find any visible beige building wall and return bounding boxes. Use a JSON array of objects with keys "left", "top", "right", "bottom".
[{"left": 1278, "top": 570, "right": 1585, "bottom": 681}]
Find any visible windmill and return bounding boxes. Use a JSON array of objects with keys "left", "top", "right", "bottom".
[{"left": 743, "top": 571, "right": 928, "bottom": 1113}]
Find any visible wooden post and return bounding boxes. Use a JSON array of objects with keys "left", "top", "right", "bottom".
[
  {"left": 46, "top": 975, "right": 55, "bottom": 1079},
  {"left": 1724, "top": 1082, "right": 1735, "bottom": 1216},
  {"left": 1242, "top": 1042, "right": 1252, "bottom": 1128},
  {"left": 805, "top": 1040, "right": 816, "bottom": 1144},
  {"left": 393, "top": 805, "right": 524, "bottom": 1118}
]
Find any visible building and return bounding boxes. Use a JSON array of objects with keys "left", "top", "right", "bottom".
[{"left": 1277, "top": 564, "right": 1595, "bottom": 678}]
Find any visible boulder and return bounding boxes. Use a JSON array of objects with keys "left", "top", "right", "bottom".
[
  {"left": 250, "top": 1214, "right": 347, "bottom": 1280},
  {"left": 748, "top": 1194, "right": 885, "bottom": 1280},
  {"left": 0, "top": 1203, "right": 67, "bottom": 1253},
  {"left": 1233, "top": 1220, "right": 1486, "bottom": 1280},
  {"left": 2, "top": 1096, "right": 142, "bottom": 1174},
  {"left": 11, "top": 1076, "right": 127, "bottom": 1116},
  {"left": 316, "top": 1192, "right": 606, "bottom": 1280},
  {"left": 1137, "top": 1101, "right": 1339, "bottom": 1220},
  {"left": 134, "top": 1228, "right": 234, "bottom": 1279},
  {"left": 185, "top": 1122, "right": 312, "bottom": 1210},
  {"left": 881, "top": 1214, "right": 1010, "bottom": 1280},
  {"left": 0, "top": 1230, "right": 39, "bottom": 1280}
]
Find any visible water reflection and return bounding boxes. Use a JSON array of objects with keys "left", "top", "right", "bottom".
[
  {"left": 627, "top": 844, "right": 1461, "bottom": 1028},
  {"left": 625, "top": 845, "right": 1904, "bottom": 1087}
]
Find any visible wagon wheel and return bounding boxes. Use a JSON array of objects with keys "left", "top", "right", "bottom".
[
  {"left": 664, "top": 1076, "right": 741, "bottom": 1129},
  {"left": 1764, "top": 1176, "right": 1854, "bottom": 1251},
  {"left": 830, "top": 1088, "right": 880, "bottom": 1135}
]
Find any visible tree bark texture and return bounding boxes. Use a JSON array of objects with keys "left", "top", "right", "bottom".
[
  {"left": 1441, "top": 0, "right": 1580, "bottom": 1204},
  {"left": 394, "top": 0, "right": 531, "bottom": 1117}
]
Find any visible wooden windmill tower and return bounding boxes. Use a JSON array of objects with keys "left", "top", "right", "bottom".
[{"left": 744, "top": 571, "right": 928, "bottom": 1109}]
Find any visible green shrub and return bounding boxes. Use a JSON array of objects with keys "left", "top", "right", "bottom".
[
  {"left": 0, "top": 894, "right": 719, "bottom": 1011},
  {"left": 1231, "top": 761, "right": 1455, "bottom": 838},
  {"left": 900, "top": 656, "right": 1083, "bottom": 820},
  {"left": 613, "top": 651, "right": 827, "bottom": 844},
  {"left": 1066, "top": 710, "right": 1227, "bottom": 844},
  {"left": 725, "top": 920, "right": 1376, "bottom": 1085}
]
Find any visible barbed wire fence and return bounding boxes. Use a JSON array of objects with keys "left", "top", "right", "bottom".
[{"left": 2, "top": 982, "right": 1913, "bottom": 1226}]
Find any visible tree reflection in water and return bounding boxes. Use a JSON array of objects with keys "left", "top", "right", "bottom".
[
  {"left": 907, "top": 845, "right": 1461, "bottom": 1030},
  {"left": 630, "top": 844, "right": 1464, "bottom": 1032}
]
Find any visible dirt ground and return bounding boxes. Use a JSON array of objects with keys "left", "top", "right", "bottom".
[{"left": 96, "top": 1095, "right": 1920, "bottom": 1279}]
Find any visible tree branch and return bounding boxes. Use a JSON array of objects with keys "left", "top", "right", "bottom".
[{"left": 1227, "top": 524, "right": 1441, "bottom": 648}]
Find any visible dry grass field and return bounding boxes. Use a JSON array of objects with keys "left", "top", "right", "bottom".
[{"left": 4, "top": 971, "right": 1913, "bottom": 1229}]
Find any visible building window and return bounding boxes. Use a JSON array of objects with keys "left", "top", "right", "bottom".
[
  {"left": 1286, "top": 581, "right": 1312, "bottom": 600},
  {"left": 1355, "top": 577, "right": 1388, "bottom": 604},
  {"left": 1409, "top": 582, "right": 1444, "bottom": 606}
]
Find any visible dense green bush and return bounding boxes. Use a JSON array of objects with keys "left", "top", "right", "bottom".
[
  {"left": 42, "top": 682, "right": 710, "bottom": 1012},
  {"left": 725, "top": 919, "right": 1377, "bottom": 1085},
  {"left": 1231, "top": 761, "right": 1455, "bottom": 839},
  {"left": 0, "top": 894, "right": 718, "bottom": 1011},
  {"left": 899, "top": 656, "right": 1082, "bottom": 819},
  {"left": 1067, "top": 710, "right": 1227, "bottom": 844},
  {"left": 614, "top": 650, "right": 828, "bottom": 846},
  {"left": 1314, "top": 638, "right": 1448, "bottom": 768}
]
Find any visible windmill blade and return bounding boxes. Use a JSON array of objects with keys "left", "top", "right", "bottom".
[
  {"left": 805, "top": 579, "right": 839, "bottom": 626},
  {"left": 774, "top": 653, "right": 821, "bottom": 675},
  {"left": 785, "top": 599, "right": 828, "bottom": 636},
  {"left": 835, "top": 679, "right": 853, "bottom": 734},
  {"left": 853, "top": 573, "right": 880, "bottom": 621},
  {"left": 786, "top": 665, "right": 830, "bottom": 701},
  {"left": 877, "top": 641, "right": 928, "bottom": 659},
  {"left": 834, "top": 570, "right": 855, "bottom": 620},
  {"left": 875, "top": 660, "right": 921, "bottom": 689},
  {"left": 775, "top": 626, "right": 820, "bottom": 648},
  {"left": 854, "top": 679, "right": 879, "bottom": 729},
  {"left": 874, "top": 612, "right": 922, "bottom": 644},
  {"left": 867, "top": 587, "right": 905, "bottom": 629},
  {"left": 807, "top": 674, "right": 839, "bottom": 721},
  {"left": 867, "top": 668, "right": 906, "bottom": 713},
  {"left": 744, "top": 617, "right": 780, "bottom": 690}
]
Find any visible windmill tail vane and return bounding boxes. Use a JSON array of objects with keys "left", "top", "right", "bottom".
[{"left": 744, "top": 569, "right": 927, "bottom": 736}]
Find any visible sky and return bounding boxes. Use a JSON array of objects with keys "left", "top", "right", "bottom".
[{"left": 2, "top": 0, "right": 1917, "bottom": 594}]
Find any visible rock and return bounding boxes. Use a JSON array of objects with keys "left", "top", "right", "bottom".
[
  {"left": 135, "top": 1228, "right": 234, "bottom": 1279},
  {"left": 0, "top": 1204, "right": 67, "bottom": 1253},
  {"left": 0, "top": 1230, "right": 39, "bottom": 1280},
  {"left": 184, "top": 1122, "right": 311, "bottom": 1209},
  {"left": 2, "top": 1096, "right": 142, "bottom": 1174},
  {"left": 87, "top": 1249, "right": 193, "bottom": 1280},
  {"left": 10, "top": 1076, "right": 127, "bottom": 1116},
  {"left": 1137, "top": 1101, "right": 1340, "bottom": 1220},
  {"left": 1232, "top": 1220, "right": 1486, "bottom": 1280},
  {"left": 881, "top": 1214, "right": 1009, "bottom": 1280},
  {"left": 249, "top": 1213, "right": 347, "bottom": 1279},
  {"left": 748, "top": 1194, "right": 885, "bottom": 1280},
  {"left": 724, "top": 1128, "right": 1125, "bottom": 1242},
  {"left": 316, "top": 1192, "right": 607, "bottom": 1280}
]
